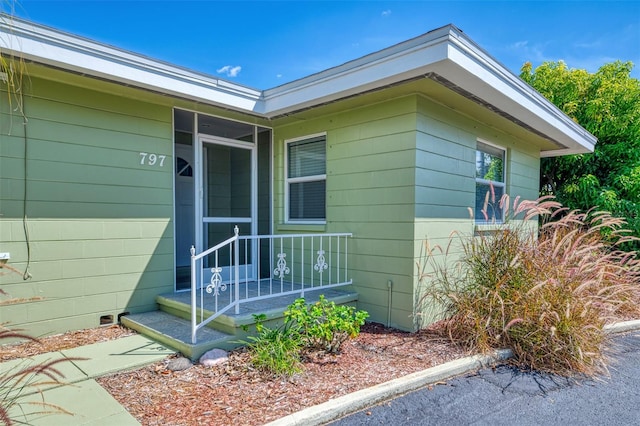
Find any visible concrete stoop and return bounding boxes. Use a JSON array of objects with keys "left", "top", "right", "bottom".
[
  {"left": 121, "top": 311, "right": 237, "bottom": 361},
  {"left": 122, "top": 289, "right": 359, "bottom": 360}
]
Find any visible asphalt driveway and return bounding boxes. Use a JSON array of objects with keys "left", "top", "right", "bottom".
[{"left": 330, "top": 332, "right": 640, "bottom": 426}]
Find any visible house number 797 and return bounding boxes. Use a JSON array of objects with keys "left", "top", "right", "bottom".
[{"left": 139, "top": 152, "right": 166, "bottom": 167}]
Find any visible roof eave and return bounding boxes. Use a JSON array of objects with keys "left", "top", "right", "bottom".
[
  {"left": 0, "top": 15, "right": 263, "bottom": 113},
  {"left": 442, "top": 30, "right": 596, "bottom": 155},
  {"left": 260, "top": 25, "right": 596, "bottom": 155},
  {"left": 259, "top": 25, "right": 453, "bottom": 116}
]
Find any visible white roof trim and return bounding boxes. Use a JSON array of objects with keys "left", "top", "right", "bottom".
[
  {"left": 0, "top": 15, "right": 596, "bottom": 155},
  {"left": 0, "top": 15, "right": 262, "bottom": 111},
  {"left": 259, "top": 26, "right": 453, "bottom": 115}
]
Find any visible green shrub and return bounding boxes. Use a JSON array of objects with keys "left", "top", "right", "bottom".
[
  {"left": 420, "top": 195, "right": 640, "bottom": 377},
  {"left": 284, "top": 295, "right": 369, "bottom": 353},
  {"left": 243, "top": 297, "right": 368, "bottom": 376},
  {"left": 243, "top": 314, "right": 303, "bottom": 377}
]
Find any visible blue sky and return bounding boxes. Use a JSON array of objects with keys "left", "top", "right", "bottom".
[{"left": 10, "top": 0, "right": 640, "bottom": 88}]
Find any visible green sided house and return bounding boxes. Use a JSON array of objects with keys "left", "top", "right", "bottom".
[{"left": 0, "top": 15, "right": 595, "bottom": 357}]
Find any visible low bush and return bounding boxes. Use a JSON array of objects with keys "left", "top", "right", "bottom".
[
  {"left": 420, "top": 195, "right": 640, "bottom": 377},
  {"left": 284, "top": 295, "right": 369, "bottom": 353},
  {"left": 243, "top": 297, "right": 368, "bottom": 376}
]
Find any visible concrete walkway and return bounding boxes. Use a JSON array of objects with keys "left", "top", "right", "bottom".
[{"left": 0, "top": 335, "right": 175, "bottom": 425}]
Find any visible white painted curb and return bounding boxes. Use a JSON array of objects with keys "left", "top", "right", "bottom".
[
  {"left": 266, "top": 320, "right": 640, "bottom": 426},
  {"left": 604, "top": 319, "right": 640, "bottom": 334},
  {"left": 265, "top": 349, "right": 513, "bottom": 426}
]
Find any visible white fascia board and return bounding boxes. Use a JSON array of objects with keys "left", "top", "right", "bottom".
[
  {"left": 259, "top": 27, "right": 453, "bottom": 116},
  {"left": 435, "top": 33, "right": 596, "bottom": 154},
  {"left": 0, "top": 16, "right": 262, "bottom": 112},
  {"left": 540, "top": 147, "right": 592, "bottom": 158}
]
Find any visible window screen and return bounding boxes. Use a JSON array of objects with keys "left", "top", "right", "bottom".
[{"left": 286, "top": 136, "right": 326, "bottom": 221}]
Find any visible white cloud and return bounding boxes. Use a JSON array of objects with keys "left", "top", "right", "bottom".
[
  {"left": 511, "top": 41, "right": 529, "bottom": 49},
  {"left": 276, "top": 74, "right": 282, "bottom": 79},
  {"left": 217, "top": 65, "right": 242, "bottom": 77},
  {"left": 381, "top": 10, "right": 391, "bottom": 17},
  {"left": 574, "top": 40, "right": 603, "bottom": 49},
  {"left": 507, "top": 40, "right": 549, "bottom": 64}
]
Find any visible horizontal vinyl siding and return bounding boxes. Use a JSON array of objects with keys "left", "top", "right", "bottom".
[
  {"left": 0, "top": 75, "right": 174, "bottom": 336},
  {"left": 273, "top": 95, "right": 419, "bottom": 330}
]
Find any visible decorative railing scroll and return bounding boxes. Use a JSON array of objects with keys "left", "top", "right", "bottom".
[{"left": 190, "top": 231, "right": 352, "bottom": 343}]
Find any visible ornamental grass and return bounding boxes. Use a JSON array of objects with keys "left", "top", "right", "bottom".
[
  {"left": 420, "top": 195, "right": 640, "bottom": 377},
  {"left": 2, "top": 263, "right": 75, "bottom": 424},
  {"left": 0, "top": 327, "right": 81, "bottom": 425}
]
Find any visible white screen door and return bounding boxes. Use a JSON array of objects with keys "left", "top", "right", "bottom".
[{"left": 195, "top": 136, "right": 257, "bottom": 284}]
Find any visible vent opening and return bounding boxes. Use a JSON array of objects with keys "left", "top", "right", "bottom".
[{"left": 99, "top": 314, "right": 114, "bottom": 325}]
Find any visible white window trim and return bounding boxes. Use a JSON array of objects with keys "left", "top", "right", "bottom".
[
  {"left": 475, "top": 139, "right": 506, "bottom": 224},
  {"left": 284, "top": 132, "right": 327, "bottom": 224}
]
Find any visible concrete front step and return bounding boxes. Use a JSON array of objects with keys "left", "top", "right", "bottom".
[
  {"left": 156, "top": 288, "right": 360, "bottom": 334},
  {"left": 121, "top": 311, "right": 237, "bottom": 361},
  {"left": 123, "top": 288, "right": 360, "bottom": 360}
]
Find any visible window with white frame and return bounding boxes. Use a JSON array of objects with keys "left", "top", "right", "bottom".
[
  {"left": 286, "top": 134, "right": 326, "bottom": 222},
  {"left": 475, "top": 141, "right": 505, "bottom": 223}
]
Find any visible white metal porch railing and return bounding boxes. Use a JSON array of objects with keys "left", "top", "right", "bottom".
[{"left": 190, "top": 227, "right": 353, "bottom": 343}]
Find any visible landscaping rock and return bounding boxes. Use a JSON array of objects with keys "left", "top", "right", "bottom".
[
  {"left": 199, "top": 348, "right": 229, "bottom": 367},
  {"left": 167, "top": 356, "right": 192, "bottom": 371}
]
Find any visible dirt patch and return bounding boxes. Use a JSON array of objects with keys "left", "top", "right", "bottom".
[{"left": 0, "top": 324, "right": 135, "bottom": 361}]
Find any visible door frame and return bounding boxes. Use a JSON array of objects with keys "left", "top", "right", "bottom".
[
  {"left": 174, "top": 143, "right": 195, "bottom": 268},
  {"left": 194, "top": 134, "right": 258, "bottom": 279}
]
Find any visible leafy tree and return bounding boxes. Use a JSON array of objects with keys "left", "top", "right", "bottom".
[{"left": 520, "top": 61, "right": 640, "bottom": 248}]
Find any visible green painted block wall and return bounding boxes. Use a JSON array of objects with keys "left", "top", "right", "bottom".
[{"left": 0, "top": 73, "right": 175, "bottom": 337}]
